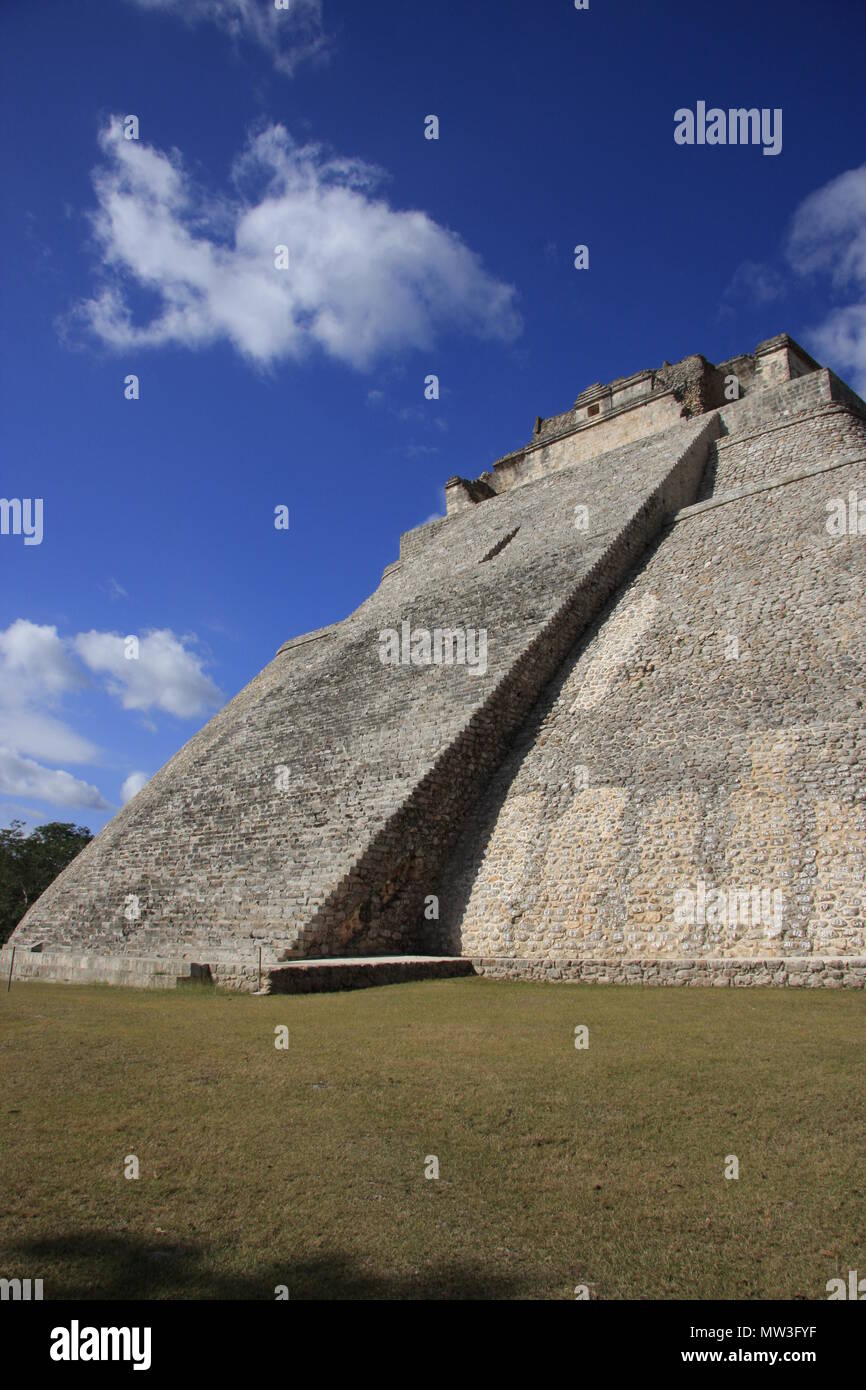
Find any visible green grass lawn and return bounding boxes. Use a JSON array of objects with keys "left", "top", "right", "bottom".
[{"left": 1, "top": 977, "right": 863, "bottom": 1300}]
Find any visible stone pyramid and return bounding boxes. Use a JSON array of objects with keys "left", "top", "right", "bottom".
[{"left": 7, "top": 334, "right": 865, "bottom": 991}]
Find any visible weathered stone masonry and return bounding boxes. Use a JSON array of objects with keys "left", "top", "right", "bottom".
[
  {"left": 437, "top": 349, "right": 866, "bottom": 987},
  {"left": 6, "top": 334, "right": 865, "bottom": 990}
]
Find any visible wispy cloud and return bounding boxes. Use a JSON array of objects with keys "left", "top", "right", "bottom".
[
  {"left": 0, "top": 620, "right": 95, "bottom": 768},
  {"left": 125, "top": 0, "right": 329, "bottom": 77},
  {"left": 366, "top": 388, "right": 450, "bottom": 444},
  {"left": 74, "top": 628, "right": 222, "bottom": 718},
  {"left": 105, "top": 576, "right": 129, "bottom": 601},
  {"left": 65, "top": 119, "right": 521, "bottom": 371},
  {"left": 0, "top": 618, "right": 105, "bottom": 808},
  {"left": 716, "top": 163, "right": 866, "bottom": 396},
  {"left": 0, "top": 749, "right": 110, "bottom": 810},
  {"left": 719, "top": 258, "right": 785, "bottom": 318},
  {"left": 786, "top": 162, "right": 866, "bottom": 394},
  {"left": 0, "top": 619, "right": 221, "bottom": 811}
]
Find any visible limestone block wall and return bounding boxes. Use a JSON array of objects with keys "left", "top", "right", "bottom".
[
  {"left": 718, "top": 367, "right": 840, "bottom": 435},
  {"left": 470, "top": 957, "right": 866, "bottom": 989},
  {"left": 11, "top": 414, "right": 719, "bottom": 968},
  {"left": 700, "top": 402, "right": 866, "bottom": 498},
  {"left": 399, "top": 514, "right": 449, "bottom": 563},
  {"left": 435, "top": 396, "right": 866, "bottom": 967}
]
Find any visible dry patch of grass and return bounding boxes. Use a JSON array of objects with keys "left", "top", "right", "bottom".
[{"left": 1, "top": 978, "right": 863, "bottom": 1300}]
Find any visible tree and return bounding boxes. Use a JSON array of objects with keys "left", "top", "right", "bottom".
[{"left": 0, "top": 821, "right": 93, "bottom": 946}]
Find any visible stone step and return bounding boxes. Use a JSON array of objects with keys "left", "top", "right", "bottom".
[
  {"left": 0, "top": 946, "right": 201, "bottom": 989},
  {"left": 0, "top": 945, "right": 474, "bottom": 994},
  {"left": 263, "top": 955, "right": 476, "bottom": 994}
]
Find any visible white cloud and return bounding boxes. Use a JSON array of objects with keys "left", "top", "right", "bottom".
[
  {"left": 68, "top": 119, "right": 521, "bottom": 370},
  {"left": 0, "top": 619, "right": 220, "bottom": 815},
  {"left": 787, "top": 162, "right": 866, "bottom": 395},
  {"left": 0, "top": 748, "right": 110, "bottom": 810},
  {"left": 121, "top": 770, "right": 150, "bottom": 804},
  {"left": 0, "top": 621, "right": 96, "bottom": 765},
  {"left": 0, "top": 710, "right": 97, "bottom": 766},
  {"left": 0, "top": 619, "right": 86, "bottom": 699},
  {"left": 126, "top": 0, "right": 328, "bottom": 76},
  {"left": 788, "top": 164, "right": 866, "bottom": 285},
  {"left": 805, "top": 305, "right": 866, "bottom": 395},
  {"left": 74, "top": 628, "right": 222, "bottom": 718}
]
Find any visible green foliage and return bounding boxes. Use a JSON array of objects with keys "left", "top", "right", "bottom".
[{"left": 0, "top": 820, "right": 92, "bottom": 946}]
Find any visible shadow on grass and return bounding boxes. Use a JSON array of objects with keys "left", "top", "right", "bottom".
[{"left": 7, "top": 1231, "right": 529, "bottom": 1301}]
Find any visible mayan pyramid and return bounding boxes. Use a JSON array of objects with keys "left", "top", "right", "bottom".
[{"left": 6, "top": 333, "right": 866, "bottom": 991}]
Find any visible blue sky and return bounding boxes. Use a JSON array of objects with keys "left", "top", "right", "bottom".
[{"left": 1, "top": 0, "right": 864, "bottom": 833}]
